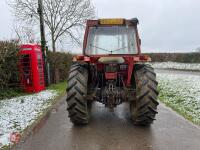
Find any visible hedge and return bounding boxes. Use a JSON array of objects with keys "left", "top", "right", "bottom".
[
  {"left": 0, "top": 40, "right": 20, "bottom": 90},
  {"left": 47, "top": 51, "right": 73, "bottom": 83},
  {"left": 144, "top": 53, "right": 200, "bottom": 63}
]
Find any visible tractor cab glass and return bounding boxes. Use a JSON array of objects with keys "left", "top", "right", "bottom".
[{"left": 86, "top": 26, "right": 138, "bottom": 55}]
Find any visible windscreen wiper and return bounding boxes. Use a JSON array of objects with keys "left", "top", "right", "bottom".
[
  {"left": 111, "top": 46, "right": 128, "bottom": 53},
  {"left": 90, "top": 44, "right": 128, "bottom": 54},
  {"left": 89, "top": 44, "right": 111, "bottom": 53}
]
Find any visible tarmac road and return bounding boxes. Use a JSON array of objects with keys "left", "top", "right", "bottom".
[{"left": 13, "top": 70, "right": 200, "bottom": 150}]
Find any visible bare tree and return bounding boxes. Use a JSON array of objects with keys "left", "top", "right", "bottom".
[
  {"left": 14, "top": 23, "right": 35, "bottom": 44},
  {"left": 9, "top": 0, "right": 95, "bottom": 52}
]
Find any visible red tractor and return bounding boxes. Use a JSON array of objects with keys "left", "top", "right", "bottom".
[{"left": 66, "top": 18, "right": 159, "bottom": 126}]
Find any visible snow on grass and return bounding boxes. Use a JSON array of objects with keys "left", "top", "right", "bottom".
[
  {"left": 0, "top": 90, "right": 58, "bottom": 148},
  {"left": 157, "top": 72, "right": 200, "bottom": 125},
  {"left": 151, "top": 62, "right": 200, "bottom": 71}
]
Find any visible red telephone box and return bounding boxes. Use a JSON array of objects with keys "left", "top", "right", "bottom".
[{"left": 18, "top": 44, "right": 45, "bottom": 93}]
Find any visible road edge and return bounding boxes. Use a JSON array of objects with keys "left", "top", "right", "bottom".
[{"left": 159, "top": 102, "right": 200, "bottom": 130}]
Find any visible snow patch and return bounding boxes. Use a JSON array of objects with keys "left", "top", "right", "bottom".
[{"left": 0, "top": 90, "right": 57, "bottom": 148}]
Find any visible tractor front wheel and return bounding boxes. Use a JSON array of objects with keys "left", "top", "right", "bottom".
[
  {"left": 130, "top": 64, "right": 159, "bottom": 125},
  {"left": 66, "top": 63, "right": 90, "bottom": 125}
]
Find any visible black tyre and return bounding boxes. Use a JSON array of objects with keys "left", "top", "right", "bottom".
[
  {"left": 130, "top": 64, "right": 159, "bottom": 125},
  {"left": 66, "top": 63, "right": 90, "bottom": 125}
]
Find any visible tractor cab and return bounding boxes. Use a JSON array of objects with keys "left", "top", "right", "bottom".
[{"left": 84, "top": 18, "right": 140, "bottom": 56}]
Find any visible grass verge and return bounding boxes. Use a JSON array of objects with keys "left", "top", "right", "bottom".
[
  {"left": 47, "top": 81, "right": 66, "bottom": 94},
  {"left": 157, "top": 73, "right": 200, "bottom": 125}
]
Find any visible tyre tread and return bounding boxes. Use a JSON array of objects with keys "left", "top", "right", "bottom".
[
  {"left": 130, "top": 64, "right": 159, "bottom": 126},
  {"left": 66, "top": 63, "right": 89, "bottom": 125}
]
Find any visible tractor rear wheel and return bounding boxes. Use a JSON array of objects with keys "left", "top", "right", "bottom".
[
  {"left": 130, "top": 64, "right": 159, "bottom": 125},
  {"left": 66, "top": 63, "right": 90, "bottom": 125}
]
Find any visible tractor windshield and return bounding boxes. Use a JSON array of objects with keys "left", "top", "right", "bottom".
[{"left": 85, "top": 26, "right": 138, "bottom": 55}]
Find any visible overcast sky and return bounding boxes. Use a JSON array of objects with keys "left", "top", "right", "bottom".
[{"left": 1, "top": 0, "right": 200, "bottom": 53}]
